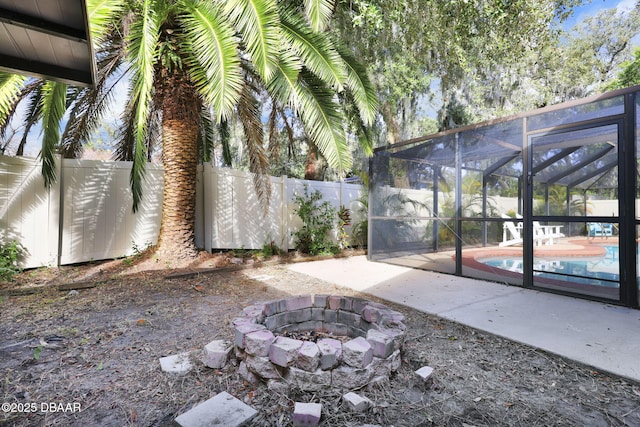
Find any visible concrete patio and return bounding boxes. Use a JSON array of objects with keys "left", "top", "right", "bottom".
[{"left": 288, "top": 255, "right": 640, "bottom": 383}]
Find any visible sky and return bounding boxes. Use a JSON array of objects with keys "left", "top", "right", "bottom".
[{"left": 564, "top": 0, "right": 637, "bottom": 29}]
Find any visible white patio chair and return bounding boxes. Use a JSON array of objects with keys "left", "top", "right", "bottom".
[{"left": 500, "top": 214, "right": 523, "bottom": 247}]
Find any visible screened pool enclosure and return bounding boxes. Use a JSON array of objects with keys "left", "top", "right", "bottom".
[{"left": 369, "top": 86, "right": 640, "bottom": 308}]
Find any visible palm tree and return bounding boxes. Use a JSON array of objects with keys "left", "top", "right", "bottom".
[{"left": 0, "top": 0, "right": 377, "bottom": 263}]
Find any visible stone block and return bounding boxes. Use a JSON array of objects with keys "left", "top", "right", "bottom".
[
  {"left": 287, "top": 308, "right": 312, "bottom": 324},
  {"left": 244, "top": 330, "right": 276, "bottom": 357},
  {"left": 416, "top": 366, "right": 434, "bottom": 382},
  {"left": 159, "top": 352, "right": 193, "bottom": 375},
  {"left": 342, "top": 337, "right": 373, "bottom": 368},
  {"left": 265, "top": 313, "right": 288, "bottom": 330},
  {"left": 287, "top": 367, "right": 332, "bottom": 391},
  {"left": 339, "top": 297, "right": 354, "bottom": 312},
  {"left": 338, "top": 310, "right": 362, "bottom": 328},
  {"left": 202, "top": 340, "right": 233, "bottom": 369},
  {"left": 327, "top": 295, "right": 342, "bottom": 310},
  {"left": 260, "top": 300, "right": 279, "bottom": 316},
  {"left": 377, "top": 326, "right": 405, "bottom": 350},
  {"left": 362, "top": 305, "right": 383, "bottom": 324},
  {"left": 317, "top": 338, "right": 342, "bottom": 370},
  {"left": 234, "top": 323, "right": 266, "bottom": 349},
  {"left": 312, "top": 294, "right": 329, "bottom": 308},
  {"left": 238, "top": 361, "right": 260, "bottom": 384},
  {"left": 296, "top": 341, "right": 320, "bottom": 371},
  {"left": 293, "top": 402, "right": 322, "bottom": 427},
  {"left": 174, "top": 391, "right": 257, "bottom": 427},
  {"left": 343, "top": 392, "right": 372, "bottom": 413},
  {"left": 350, "top": 298, "right": 369, "bottom": 315},
  {"left": 366, "top": 329, "right": 395, "bottom": 358},
  {"left": 286, "top": 295, "right": 313, "bottom": 311},
  {"left": 323, "top": 309, "right": 338, "bottom": 324},
  {"left": 245, "top": 355, "right": 282, "bottom": 379},
  {"left": 331, "top": 365, "right": 374, "bottom": 389},
  {"left": 311, "top": 307, "right": 325, "bottom": 321},
  {"left": 269, "top": 336, "right": 303, "bottom": 367}
]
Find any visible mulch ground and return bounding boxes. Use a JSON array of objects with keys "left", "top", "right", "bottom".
[{"left": 1, "top": 252, "right": 640, "bottom": 426}]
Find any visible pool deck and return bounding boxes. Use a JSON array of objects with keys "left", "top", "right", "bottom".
[{"left": 288, "top": 253, "right": 640, "bottom": 383}]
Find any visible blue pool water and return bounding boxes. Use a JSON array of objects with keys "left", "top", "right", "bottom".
[{"left": 481, "top": 245, "right": 620, "bottom": 287}]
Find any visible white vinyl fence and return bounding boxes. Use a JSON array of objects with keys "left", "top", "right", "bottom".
[{"left": 0, "top": 155, "right": 364, "bottom": 269}]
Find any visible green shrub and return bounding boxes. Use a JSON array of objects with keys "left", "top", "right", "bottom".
[
  {"left": 292, "top": 185, "right": 338, "bottom": 255},
  {"left": 260, "top": 241, "right": 282, "bottom": 257},
  {"left": 0, "top": 233, "right": 26, "bottom": 281},
  {"left": 337, "top": 205, "right": 351, "bottom": 249}
]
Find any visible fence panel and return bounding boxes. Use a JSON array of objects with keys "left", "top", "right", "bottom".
[
  {"left": 1, "top": 157, "right": 364, "bottom": 267},
  {"left": 0, "top": 155, "right": 60, "bottom": 268},
  {"left": 59, "top": 159, "right": 162, "bottom": 265},
  {"left": 202, "top": 165, "right": 285, "bottom": 250}
]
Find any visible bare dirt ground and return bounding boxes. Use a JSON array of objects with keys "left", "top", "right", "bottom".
[{"left": 1, "top": 251, "right": 640, "bottom": 427}]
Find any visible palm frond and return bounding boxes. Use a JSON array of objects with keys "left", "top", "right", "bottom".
[
  {"left": 266, "top": 51, "right": 303, "bottom": 107},
  {"left": 60, "top": 45, "right": 126, "bottom": 158},
  {"left": 237, "top": 82, "right": 271, "bottom": 214},
  {"left": 87, "top": 0, "right": 126, "bottom": 42},
  {"left": 219, "top": 119, "right": 232, "bottom": 166},
  {"left": 14, "top": 83, "right": 44, "bottom": 155},
  {"left": 279, "top": 9, "right": 345, "bottom": 91},
  {"left": 267, "top": 101, "right": 280, "bottom": 162},
  {"left": 0, "top": 73, "right": 27, "bottom": 132},
  {"left": 341, "top": 89, "right": 374, "bottom": 156},
  {"left": 39, "top": 81, "right": 67, "bottom": 188},
  {"left": 114, "top": 93, "right": 136, "bottom": 161},
  {"left": 303, "top": 0, "right": 334, "bottom": 32},
  {"left": 126, "top": 0, "right": 162, "bottom": 211},
  {"left": 222, "top": 0, "right": 280, "bottom": 81},
  {"left": 336, "top": 45, "right": 377, "bottom": 126},
  {"left": 295, "top": 70, "right": 351, "bottom": 174},
  {"left": 198, "top": 106, "right": 215, "bottom": 163},
  {"left": 278, "top": 105, "right": 296, "bottom": 159},
  {"left": 180, "top": 0, "right": 243, "bottom": 121}
]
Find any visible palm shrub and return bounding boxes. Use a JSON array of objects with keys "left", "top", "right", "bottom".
[
  {"left": 337, "top": 205, "right": 351, "bottom": 249},
  {"left": 0, "top": 232, "right": 25, "bottom": 281},
  {"left": 292, "top": 185, "right": 338, "bottom": 255}
]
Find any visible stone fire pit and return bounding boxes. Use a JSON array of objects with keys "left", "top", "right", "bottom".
[{"left": 232, "top": 295, "right": 406, "bottom": 390}]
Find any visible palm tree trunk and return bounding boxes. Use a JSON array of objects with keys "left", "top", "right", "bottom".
[{"left": 154, "top": 73, "right": 201, "bottom": 263}]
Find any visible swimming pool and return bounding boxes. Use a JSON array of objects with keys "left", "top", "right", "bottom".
[{"left": 480, "top": 245, "right": 620, "bottom": 288}]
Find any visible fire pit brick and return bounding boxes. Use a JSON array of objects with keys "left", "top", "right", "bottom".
[
  {"left": 287, "top": 308, "right": 312, "bottom": 324},
  {"left": 244, "top": 330, "right": 276, "bottom": 357},
  {"left": 317, "top": 338, "right": 342, "bottom": 370},
  {"left": 245, "top": 356, "right": 283, "bottom": 379},
  {"left": 286, "top": 295, "right": 313, "bottom": 311},
  {"left": 234, "top": 323, "right": 266, "bottom": 349},
  {"left": 297, "top": 342, "right": 320, "bottom": 371},
  {"left": 366, "top": 329, "right": 395, "bottom": 358},
  {"left": 288, "top": 367, "right": 332, "bottom": 391},
  {"left": 312, "top": 294, "right": 329, "bottom": 308},
  {"left": 342, "top": 337, "right": 373, "bottom": 368},
  {"left": 269, "top": 336, "right": 304, "bottom": 367},
  {"left": 230, "top": 295, "right": 406, "bottom": 390}
]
